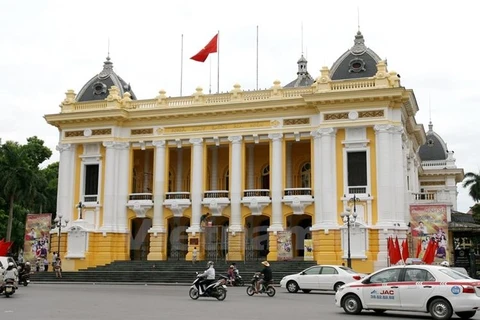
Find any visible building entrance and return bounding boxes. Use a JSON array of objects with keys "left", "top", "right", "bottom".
[
  {"left": 286, "top": 214, "right": 312, "bottom": 258},
  {"left": 167, "top": 217, "right": 190, "bottom": 260},
  {"left": 204, "top": 216, "right": 229, "bottom": 261},
  {"left": 244, "top": 215, "right": 270, "bottom": 261},
  {"left": 130, "top": 218, "right": 152, "bottom": 260}
]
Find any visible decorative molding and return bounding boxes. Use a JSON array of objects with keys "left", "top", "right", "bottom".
[
  {"left": 131, "top": 128, "right": 154, "bottom": 135},
  {"left": 102, "top": 141, "right": 130, "bottom": 149},
  {"left": 92, "top": 128, "right": 112, "bottom": 136},
  {"left": 189, "top": 137, "right": 203, "bottom": 146},
  {"left": 270, "top": 119, "right": 281, "bottom": 128},
  {"left": 348, "top": 111, "right": 359, "bottom": 120},
  {"left": 283, "top": 196, "right": 313, "bottom": 215},
  {"left": 324, "top": 112, "right": 348, "bottom": 120},
  {"left": 311, "top": 127, "right": 336, "bottom": 139},
  {"left": 268, "top": 133, "right": 283, "bottom": 141},
  {"left": 156, "top": 127, "right": 165, "bottom": 135},
  {"left": 420, "top": 181, "right": 445, "bottom": 186},
  {"left": 283, "top": 118, "right": 310, "bottom": 126},
  {"left": 152, "top": 140, "right": 166, "bottom": 148},
  {"left": 127, "top": 200, "right": 153, "bottom": 218},
  {"left": 228, "top": 136, "right": 243, "bottom": 144},
  {"left": 202, "top": 198, "right": 230, "bottom": 216},
  {"left": 65, "top": 130, "right": 83, "bottom": 138},
  {"left": 56, "top": 143, "right": 73, "bottom": 152},
  {"left": 359, "top": 110, "right": 384, "bottom": 118},
  {"left": 241, "top": 197, "right": 271, "bottom": 216},
  {"left": 373, "top": 124, "right": 393, "bottom": 133},
  {"left": 83, "top": 129, "right": 92, "bottom": 137}
]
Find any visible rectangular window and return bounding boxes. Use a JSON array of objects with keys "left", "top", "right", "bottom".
[
  {"left": 347, "top": 151, "right": 367, "bottom": 187},
  {"left": 84, "top": 164, "right": 99, "bottom": 196}
]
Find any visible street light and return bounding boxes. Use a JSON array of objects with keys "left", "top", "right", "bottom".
[
  {"left": 76, "top": 201, "right": 85, "bottom": 220},
  {"left": 341, "top": 195, "right": 358, "bottom": 269},
  {"left": 54, "top": 214, "right": 69, "bottom": 256}
]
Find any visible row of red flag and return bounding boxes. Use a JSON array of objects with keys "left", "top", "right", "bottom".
[
  {"left": 388, "top": 236, "right": 438, "bottom": 265},
  {"left": 0, "top": 239, "right": 13, "bottom": 256}
]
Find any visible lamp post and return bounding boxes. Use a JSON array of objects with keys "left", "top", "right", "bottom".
[
  {"left": 54, "top": 214, "right": 69, "bottom": 256},
  {"left": 76, "top": 201, "right": 85, "bottom": 220},
  {"left": 341, "top": 195, "right": 358, "bottom": 269}
]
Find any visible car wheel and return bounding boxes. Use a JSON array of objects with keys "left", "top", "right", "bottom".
[
  {"left": 286, "top": 280, "right": 299, "bottom": 293},
  {"left": 302, "top": 289, "right": 311, "bottom": 293},
  {"left": 455, "top": 311, "right": 476, "bottom": 319},
  {"left": 334, "top": 282, "right": 345, "bottom": 292},
  {"left": 342, "top": 294, "right": 362, "bottom": 315},
  {"left": 373, "top": 309, "right": 386, "bottom": 314},
  {"left": 429, "top": 298, "right": 453, "bottom": 320}
]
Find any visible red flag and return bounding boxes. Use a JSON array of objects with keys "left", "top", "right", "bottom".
[
  {"left": 391, "top": 237, "right": 402, "bottom": 265},
  {"left": 190, "top": 33, "right": 218, "bottom": 62},
  {"left": 422, "top": 239, "right": 438, "bottom": 264},
  {"left": 402, "top": 240, "right": 410, "bottom": 262},
  {"left": 0, "top": 241, "right": 12, "bottom": 256},
  {"left": 415, "top": 239, "right": 422, "bottom": 258},
  {"left": 387, "top": 237, "right": 393, "bottom": 263}
]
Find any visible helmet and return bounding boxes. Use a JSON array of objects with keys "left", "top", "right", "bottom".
[
  {"left": 25, "top": 262, "right": 30, "bottom": 265},
  {"left": 207, "top": 261, "right": 214, "bottom": 267},
  {"left": 8, "top": 262, "right": 14, "bottom": 268},
  {"left": 440, "top": 261, "right": 450, "bottom": 267}
]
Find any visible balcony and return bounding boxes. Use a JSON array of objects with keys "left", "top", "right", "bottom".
[
  {"left": 202, "top": 190, "right": 230, "bottom": 216},
  {"left": 282, "top": 188, "right": 313, "bottom": 215},
  {"left": 241, "top": 189, "right": 271, "bottom": 216},
  {"left": 83, "top": 194, "right": 99, "bottom": 204},
  {"left": 164, "top": 192, "right": 191, "bottom": 217},
  {"left": 411, "top": 190, "right": 451, "bottom": 204},
  {"left": 127, "top": 193, "right": 153, "bottom": 218}
]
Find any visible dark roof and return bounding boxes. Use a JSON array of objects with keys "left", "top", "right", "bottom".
[
  {"left": 452, "top": 211, "right": 475, "bottom": 223},
  {"left": 418, "top": 122, "right": 448, "bottom": 161},
  {"left": 76, "top": 56, "right": 137, "bottom": 102},
  {"left": 449, "top": 211, "right": 480, "bottom": 232},
  {"left": 330, "top": 31, "right": 382, "bottom": 80},
  {"left": 284, "top": 54, "right": 315, "bottom": 88}
]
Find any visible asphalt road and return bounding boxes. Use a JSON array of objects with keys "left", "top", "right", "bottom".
[{"left": 1, "top": 284, "right": 479, "bottom": 320}]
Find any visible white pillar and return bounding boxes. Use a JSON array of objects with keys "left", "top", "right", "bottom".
[
  {"left": 115, "top": 142, "right": 130, "bottom": 232},
  {"left": 176, "top": 148, "right": 183, "bottom": 192},
  {"left": 151, "top": 140, "right": 166, "bottom": 233},
  {"left": 268, "top": 133, "right": 284, "bottom": 231},
  {"left": 56, "top": 143, "right": 76, "bottom": 223},
  {"left": 228, "top": 136, "right": 243, "bottom": 231},
  {"left": 101, "top": 141, "right": 117, "bottom": 231},
  {"left": 286, "top": 142, "right": 292, "bottom": 188},
  {"left": 311, "top": 131, "right": 322, "bottom": 229},
  {"left": 187, "top": 138, "right": 204, "bottom": 232},
  {"left": 392, "top": 126, "right": 406, "bottom": 225},
  {"left": 211, "top": 147, "right": 218, "bottom": 190},
  {"left": 374, "top": 124, "right": 393, "bottom": 226},
  {"left": 247, "top": 144, "right": 255, "bottom": 189}
]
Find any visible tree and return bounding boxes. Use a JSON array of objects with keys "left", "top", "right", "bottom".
[{"left": 463, "top": 172, "right": 480, "bottom": 203}]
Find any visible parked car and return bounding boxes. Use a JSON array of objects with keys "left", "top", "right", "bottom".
[
  {"left": 451, "top": 267, "right": 469, "bottom": 277},
  {"left": 335, "top": 264, "right": 480, "bottom": 320},
  {"left": 280, "top": 265, "right": 366, "bottom": 293},
  {"left": 0, "top": 256, "right": 16, "bottom": 270}
]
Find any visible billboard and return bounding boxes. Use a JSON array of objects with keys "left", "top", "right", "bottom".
[
  {"left": 410, "top": 205, "right": 448, "bottom": 263},
  {"left": 277, "top": 231, "right": 293, "bottom": 260},
  {"left": 23, "top": 214, "right": 52, "bottom": 266}
]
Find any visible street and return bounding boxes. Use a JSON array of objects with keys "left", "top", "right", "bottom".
[{"left": 1, "top": 284, "right": 479, "bottom": 320}]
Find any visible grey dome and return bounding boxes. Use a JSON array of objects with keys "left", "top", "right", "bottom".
[
  {"left": 76, "top": 56, "right": 137, "bottom": 102},
  {"left": 330, "top": 31, "right": 382, "bottom": 80},
  {"left": 418, "top": 122, "right": 448, "bottom": 161},
  {"left": 284, "top": 54, "right": 314, "bottom": 88}
]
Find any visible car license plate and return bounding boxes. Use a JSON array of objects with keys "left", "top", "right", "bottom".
[{"left": 5, "top": 287, "right": 12, "bottom": 293}]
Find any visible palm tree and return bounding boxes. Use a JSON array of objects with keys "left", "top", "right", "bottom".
[
  {"left": 0, "top": 142, "right": 37, "bottom": 241},
  {"left": 463, "top": 172, "right": 480, "bottom": 203}
]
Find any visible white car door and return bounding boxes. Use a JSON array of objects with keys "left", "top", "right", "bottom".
[
  {"left": 318, "top": 266, "right": 338, "bottom": 290},
  {"left": 399, "top": 268, "right": 435, "bottom": 310},
  {"left": 362, "top": 268, "right": 402, "bottom": 309},
  {"left": 297, "top": 266, "right": 321, "bottom": 289}
]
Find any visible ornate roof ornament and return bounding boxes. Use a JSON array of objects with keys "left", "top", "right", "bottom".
[
  {"left": 99, "top": 55, "right": 114, "bottom": 79},
  {"left": 351, "top": 31, "right": 367, "bottom": 55}
]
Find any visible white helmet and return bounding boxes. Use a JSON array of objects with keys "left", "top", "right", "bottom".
[{"left": 440, "top": 261, "right": 450, "bottom": 267}]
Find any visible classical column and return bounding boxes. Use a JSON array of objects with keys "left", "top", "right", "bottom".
[
  {"left": 56, "top": 143, "right": 76, "bottom": 223},
  {"left": 228, "top": 136, "right": 243, "bottom": 231},
  {"left": 100, "top": 141, "right": 117, "bottom": 231},
  {"left": 392, "top": 126, "right": 406, "bottom": 225},
  {"left": 176, "top": 148, "right": 183, "bottom": 192},
  {"left": 115, "top": 142, "right": 130, "bottom": 232},
  {"left": 286, "top": 141, "right": 292, "bottom": 188},
  {"left": 211, "top": 147, "right": 218, "bottom": 190},
  {"left": 151, "top": 140, "right": 166, "bottom": 233},
  {"left": 247, "top": 144, "right": 255, "bottom": 189},
  {"left": 268, "top": 133, "right": 284, "bottom": 231},
  {"left": 187, "top": 138, "right": 204, "bottom": 232},
  {"left": 374, "top": 124, "right": 394, "bottom": 225}
]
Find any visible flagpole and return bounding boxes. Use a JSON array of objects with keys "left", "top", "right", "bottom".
[
  {"left": 256, "top": 25, "right": 259, "bottom": 90},
  {"left": 209, "top": 57, "right": 212, "bottom": 94},
  {"left": 217, "top": 30, "right": 220, "bottom": 94},
  {"left": 180, "top": 34, "right": 184, "bottom": 96}
]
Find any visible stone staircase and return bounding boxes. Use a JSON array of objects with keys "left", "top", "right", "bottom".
[{"left": 30, "top": 260, "right": 317, "bottom": 284}]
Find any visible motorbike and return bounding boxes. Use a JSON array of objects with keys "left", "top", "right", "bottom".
[
  {"left": 246, "top": 273, "right": 275, "bottom": 297},
  {"left": 189, "top": 273, "right": 228, "bottom": 301},
  {"left": 20, "top": 273, "right": 30, "bottom": 286},
  {"left": 232, "top": 269, "right": 244, "bottom": 286},
  {"left": 2, "top": 279, "right": 16, "bottom": 297}
]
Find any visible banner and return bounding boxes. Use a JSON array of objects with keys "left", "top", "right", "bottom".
[
  {"left": 304, "top": 239, "right": 313, "bottom": 261},
  {"left": 277, "top": 231, "right": 293, "bottom": 260},
  {"left": 23, "top": 214, "right": 52, "bottom": 267},
  {"left": 410, "top": 205, "right": 448, "bottom": 264}
]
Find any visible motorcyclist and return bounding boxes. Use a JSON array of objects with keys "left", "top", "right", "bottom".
[
  {"left": 440, "top": 261, "right": 450, "bottom": 267},
  {"left": 256, "top": 261, "right": 272, "bottom": 293},
  {"left": 2, "top": 262, "right": 19, "bottom": 289},
  {"left": 24, "top": 262, "right": 31, "bottom": 274},
  {"left": 197, "top": 261, "right": 215, "bottom": 294}
]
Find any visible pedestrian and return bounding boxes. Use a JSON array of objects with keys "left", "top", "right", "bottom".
[
  {"left": 192, "top": 247, "right": 198, "bottom": 264},
  {"left": 43, "top": 257, "right": 49, "bottom": 272},
  {"left": 54, "top": 257, "right": 62, "bottom": 278},
  {"left": 35, "top": 258, "right": 41, "bottom": 272}
]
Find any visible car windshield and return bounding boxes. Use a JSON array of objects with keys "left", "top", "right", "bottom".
[
  {"left": 339, "top": 267, "right": 357, "bottom": 274},
  {"left": 439, "top": 268, "right": 471, "bottom": 280}
]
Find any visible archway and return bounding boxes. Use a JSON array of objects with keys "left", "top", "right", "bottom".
[
  {"left": 244, "top": 215, "right": 270, "bottom": 261},
  {"left": 204, "top": 216, "right": 229, "bottom": 261},
  {"left": 167, "top": 217, "right": 190, "bottom": 260},
  {"left": 130, "top": 218, "right": 152, "bottom": 261},
  {"left": 286, "top": 214, "right": 312, "bottom": 259}
]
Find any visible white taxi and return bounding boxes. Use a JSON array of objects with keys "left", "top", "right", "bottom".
[{"left": 335, "top": 265, "right": 480, "bottom": 320}]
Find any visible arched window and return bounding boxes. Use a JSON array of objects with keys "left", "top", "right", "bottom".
[
  {"left": 301, "top": 162, "right": 311, "bottom": 188},
  {"left": 261, "top": 165, "right": 270, "bottom": 189},
  {"left": 224, "top": 169, "right": 229, "bottom": 191}
]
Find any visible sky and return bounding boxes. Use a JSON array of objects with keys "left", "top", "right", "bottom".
[{"left": 0, "top": 0, "right": 478, "bottom": 212}]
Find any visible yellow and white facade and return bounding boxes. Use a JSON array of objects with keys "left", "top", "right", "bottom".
[{"left": 44, "top": 31, "right": 462, "bottom": 273}]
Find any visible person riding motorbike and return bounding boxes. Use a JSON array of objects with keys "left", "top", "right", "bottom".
[
  {"left": 2, "top": 262, "right": 19, "bottom": 289},
  {"left": 256, "top": 261, "right": 272, "bottom": 293},
  {"left": 196, "top": 261, "right": 215, "bottom": 294}
]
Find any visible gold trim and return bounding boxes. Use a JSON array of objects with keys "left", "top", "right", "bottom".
[
  {"left": 359, "top": 110, "right": 384, "bottom": 118},
  {"left": 324, "top": 112, "right": 348, "bottom": 120},
  {"left": 283, "top": 118, "right": 310, "bottom": 126},
  {"left": 92, "top": 129, "right": 112, "bottom": 136},
  {"left": 131, "top": 128, "right": 154, "bottom": 135},
  {"left": 65, "top": 130, "right": 83, "bottom": 137}
]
